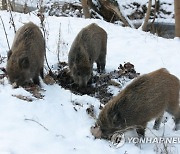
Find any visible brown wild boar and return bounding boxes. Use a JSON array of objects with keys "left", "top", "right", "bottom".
[
  {"left": 91, "top": 68, "right": 180, "bottom": 139},
  {"left": 6, "top": 22, "right": 45, "bottom": 87},
  {"left": 68, "top": 23, "right": 107, "bottom": 87}
]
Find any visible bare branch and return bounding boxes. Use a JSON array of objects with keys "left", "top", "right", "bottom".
[
  {"left": 37, "top": 0, "right": 53, "bottom": 74},
  {"left": 57, "top": 23, "right": 61, "bottom": 63},
  {"left": 0, "top": 15, "right": 10, "bottom": 51},
  {"left": 7, "top": 0, "right": 16, "bottom": 33}
]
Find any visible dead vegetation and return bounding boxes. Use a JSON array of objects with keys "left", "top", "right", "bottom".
[
  {"left": 0, "top": 65, "right": 45, "bottom": 101},
  {"left": 86, "top": 104, "right": 96, "bottom": 119},
  {"left": 47, "top": 61, "right": 139, "bottom": 104},
  {"left": 0, "top": 55, "right": 7, "bottom": 81},
  {"left": 1, "top": 49, "right": 139, "bottom": 104},
  {"left": 12, "top": 94, "right": 34, "bottom": 102}
]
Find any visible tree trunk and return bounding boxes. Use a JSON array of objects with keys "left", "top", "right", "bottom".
[
  {"left": 142, "top": 0, "right": 152, "bottom": 31},
  {"left": 174, "top": 0, "right": 180, "bottom": 37},
  {"left": 81, "top": 0, "right": 91, "bottom": 18},
  {"left": 2, "top": 0, "right": 7, "bottom": 10},
  {"left": 98, "top": 0, "right": 132, "bottom": 27}
]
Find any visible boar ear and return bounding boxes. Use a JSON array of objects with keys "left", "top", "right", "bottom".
[
  {"left": 18, "top": 56, "right": 29, "bottom": 69},
  {"left": 7, "top": 50, "right": 12, "bottom": 60}
]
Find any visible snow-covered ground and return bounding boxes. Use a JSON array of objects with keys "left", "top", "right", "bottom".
[{"left": 0, "top": 10, "right": 180, "bottom": 154}]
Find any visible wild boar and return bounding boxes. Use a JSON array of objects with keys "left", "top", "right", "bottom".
[
  {"left": 91, "top": 68, "right": 180, "bottom": 139},
  {"left": 68, "top": 23, "right": 107, "bottom": 87},
  {"left": 6, "top": 22, "right": 45, "bottom": 87}
]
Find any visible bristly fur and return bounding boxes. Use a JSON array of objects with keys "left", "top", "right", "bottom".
[
  {"left": 68, "top": 23, "right": 107, "bottom": 87},
  {"left": 6, "top": 22, "right": 45, "bottom": 86},
  {"left": 91, "top": 68, "right": 180, "bottom": 139}
]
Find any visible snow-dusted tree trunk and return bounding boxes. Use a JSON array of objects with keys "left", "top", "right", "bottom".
[
  {"left": 174, "top": 0, "right": 180, "bottom": 37},
  {"left": 81, "top": 0, "right": 91, "bottom": 18},
  {"left": 142, "top": 0, "right": 152, "bottom": 31}
]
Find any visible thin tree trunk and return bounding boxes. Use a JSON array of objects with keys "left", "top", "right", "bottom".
[
  {"left": 81, "top": 0, "right": 91, "bottom": 18},
  {"left": 174, "top": 0, "right": 180, "bottom": 37},
  {"left": 142, "top": 0, "right": 152, "bottom": 31}
]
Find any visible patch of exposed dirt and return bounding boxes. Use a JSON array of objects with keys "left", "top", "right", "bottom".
[
  {"left": 1, "top": 60, "right": 139, "bottom": 104},
  {"left": 49, "top": 62, "right": 140, "bottom": 104}
]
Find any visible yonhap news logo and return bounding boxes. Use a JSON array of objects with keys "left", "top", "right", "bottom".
[
  {"left": 127, "top": 136, "right": 180, "bottom": 144},
  {"left": 111, "top": 133, "right": 180, "bottom": 148}
]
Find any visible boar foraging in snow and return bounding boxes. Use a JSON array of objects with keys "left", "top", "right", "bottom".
[
  {"left": 6, "top": 22, "right": 45, "bottom": 87},
  {"left": 68, "top": 23, "right": 107, "bottom": 87},
  {"left": 91, "top": 68, "right": 180, "bottom": 139}
]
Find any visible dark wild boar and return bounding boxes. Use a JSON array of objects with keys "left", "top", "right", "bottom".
[
  {"left": 68, "top": 23, "right": 107, "bottom": 87},
  {"left": 91, "top": 68, "right": 180, "bottom": 139},
  {"left": 6, "top": 22, "right": 45, "bottom": 87}
]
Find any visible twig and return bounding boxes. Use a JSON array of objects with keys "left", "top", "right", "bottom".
[
  {"left": 110, "top": 12, "right": 115, "bottom": 23},
  {"left": 0, "top": 15, "right": 10, "bottom": 51},
  {"left": 0, "top": 55, "right": 7, "bottom": 64},
  {"left": 42, "top": 25, "right": 52, "bottom": 74},
  {"left": 7, "top": 0, "right": 16, "bottom": 33},
  {"left": 37, "top": 0, "right": 53, "bottom": 74},
  {"left": 24, "top": 118, "right": 49, "bottom": 131},
  {"left": 57, "top": 23, "right": 61, "bottom": 63}
]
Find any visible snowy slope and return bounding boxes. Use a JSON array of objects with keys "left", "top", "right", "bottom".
[{"left": 0, "top": 10, "right": 180, "bottom": 154}]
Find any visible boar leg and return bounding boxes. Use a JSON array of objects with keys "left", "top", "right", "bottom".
[
  {"left": 96, "top": 41, "right": 106, "bottom": 73},
  {"left": 96, "top": 55, "right": 106, "bottom": 73},
  {"left": 166, "top": 92, "right": 180, "bottom": 130},
  {"left": 174, "top": 107, "right": 180, "bottom": 130},
  {"left": 40, "top": 68, "right": 44, "bottom": 79},
  {"left": 153, "top": 113, "right": 163, "bottom": 130},
  {"left": 33, "top": 74, "right": 40, "bottom": 85},
  {"left": 167, "top": 99, "right": 180, "bottom": 130},
  {"left": 136, "top": 123, "right": 147, "bottom": 138}
]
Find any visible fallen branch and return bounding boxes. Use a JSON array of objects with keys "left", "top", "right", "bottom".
[{"left": 24, "top": 118, "right": 49, "bottom": 131}]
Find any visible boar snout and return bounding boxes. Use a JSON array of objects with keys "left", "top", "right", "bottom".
[{"left": 91, "top": 125, "right": 102, "bottom": 139}]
